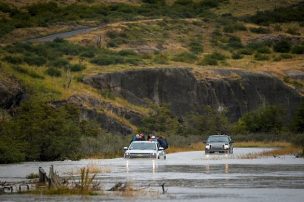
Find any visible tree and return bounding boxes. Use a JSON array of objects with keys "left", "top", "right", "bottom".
[
  {"left": 291, "top": 102, "right": 304, "bottom": 133},
  {"left": 235, "top": 105, "right": 283, "bottom": 134}
]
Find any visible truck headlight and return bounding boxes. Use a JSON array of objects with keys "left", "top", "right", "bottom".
[
  {"left": 224, "top": 144, "right": 229, "bottom": 149},
  {"left": 205, "top": 144, "right": 210, "bottom": 149}
]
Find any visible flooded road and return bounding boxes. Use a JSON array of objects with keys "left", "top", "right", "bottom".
[{"left": 1, "top": 148, "right": 304, "bottom": 201}]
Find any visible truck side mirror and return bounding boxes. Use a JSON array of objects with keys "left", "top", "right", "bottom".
[
  {"left": 123, "top": 147, "right": 128, "bottom": 151},
  {"left": 159, "top": 147, "right": 164, "bottom": 150}
]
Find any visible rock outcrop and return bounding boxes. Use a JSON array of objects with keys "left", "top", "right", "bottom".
[
  {"left": 51, "top": 94, "right": 142, "bottom": 135},
  {"left": 84, "top": 68, "right": 303, "bottom": 121}
]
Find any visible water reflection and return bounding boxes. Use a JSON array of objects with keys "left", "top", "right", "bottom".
[
  {"left": 152, "top": 160, "right": 156, "bottom": 174},
  {"left": 204, "top": 164, "right": 230, "bottom": 174},
  {"left": 225, "top": 164, "right": 229, "bottom": 174},
  {"left": 125, "top": 159, "right": 158, "bottom": 174},
  {"left": 126, "top": 160, "right": 129, "bottom": 173}
]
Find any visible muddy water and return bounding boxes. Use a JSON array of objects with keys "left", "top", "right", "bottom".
[{"left": 0, "top": 148, "right": 304, "bottom": 201}]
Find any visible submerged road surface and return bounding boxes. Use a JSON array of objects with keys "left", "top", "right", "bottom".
[{"left": 0, "top": 148, "right": 304, "bottom": 201}]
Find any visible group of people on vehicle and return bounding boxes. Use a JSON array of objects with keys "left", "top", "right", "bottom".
[{"left": 130, "top": 133, "right": 169, "bottom": 150}]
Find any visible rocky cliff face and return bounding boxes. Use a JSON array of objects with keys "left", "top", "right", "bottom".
[
  {"left": 84, "top": 68, "right": 303, "bottom": 121},
  {"left": 0, "top": 75, "right": 24, "bottom": 110},
  {"left": 51, "top": 94, "right": 142, "bottom": 135}
]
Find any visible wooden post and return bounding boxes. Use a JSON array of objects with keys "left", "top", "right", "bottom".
[{"left": 39, "top": 167, "right": 47, "bottom": 184}]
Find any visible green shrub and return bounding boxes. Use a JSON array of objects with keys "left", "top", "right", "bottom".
[
  {"left": 91, "top": 55, "right": 123, "bottom": 65},
  {"left": 199, "top": 0, "right": 222, "bottom": 8},
  {"left": 183, "top": 106, "right": 230, "bottom": 135},
  {"left": 46, "top": 67, "right": 61, "bottom": 77},
  {"left": 238, "top": 48, "right": 254, "bottom": 55},
  {"left": 290, "top": 102, "right": 304, "bottom": 133},
  {"left": 117, "top": 49, "right": 138, "bottom": 56},
  {"left": 223, "top": 23, "right": 246, "bottom": 33},
  {"left": 12, "top": 65, "right": 44, "bottom": 79},
  {"left": 0, "top": 138, "right": 25, "bottom": 163},
  {"left": 200, "top": 52, "right": 226, "bottom": 65},
  {"left": 172, "top": 51, "right": 198, "bottom": 63},
  {"left": 107, "top": 38, "right": 128, "bottom": 47},
  {"left": 291, "top": 134, "right": 304, "bottom": 148},
  {"left": 232, "top": 52, "right": 243, "bottom": 59},
  {"left": 256, "top": 46, "right": 271, "bottom": 54},
  {"left": 23, "top": 54, "right": 47, "bottom": 66},
  {"left": 279, "top": 53, "right": 293, "bottom": 59},
  {"left": 248, "top": 2, "right": 304, "bottom": 24},
  {"left": 291, "top": 45, "right": 304, "bottom": 54},
  {"left": 226, "top": 36, "right": 243, "bottom": 49},
  {"left": 153, "top": 53, "right": 169, "bottom": 64},
  {"left": 249, "top": 27, "right": 271, "bottom": 34},
  {"left": 49, "top": 58, "right": 70, "bottom": 68},
  {"left": 247, "top": 41, "right": 272, "bottom": 51},
  {"left": 3, "top": 55, "right": 23, "bottom": 64},
  {"left": 0, "top": 101, "right": 88, "bottom": 162},
  {"left": 189, "top": 40, "right": 203, "bottom": 54},
  {"left": 286, "top": 26, "right": 300, "bottom": 35},
  {"left": 139, "top": 104, "right": 182, "bottom": 135},
  {"left": 234, "top": 105, "right": 283, "bottom": 134},
  {"left": 80, "top": 50, "right": 95, "bottom": 58},
  {"left": 273, "top": 24, "right": 282, "bottom": 31},
  {"left": 70, "top": 64, "right": 86, "bottom": 72},
  {"left": 254, "top": 53, "right": 270, "bottom": 61},
  {"left": 273, "top": 40, "right": 291, "bottom": 53}
]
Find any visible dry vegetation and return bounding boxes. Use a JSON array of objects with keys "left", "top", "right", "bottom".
[
  {"left": 238, "top": 146, "right": 302, "bottom": 159},
  {"left": 215, "top": 0, "right": 303, "bottom": 16}
]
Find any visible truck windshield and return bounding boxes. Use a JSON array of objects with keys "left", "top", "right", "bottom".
[
  {"left": 129, "top": 142, "right": 156, "bottom": 150},
  {"left": 207, "top": 136, "right": 229, "bottom": 143}
]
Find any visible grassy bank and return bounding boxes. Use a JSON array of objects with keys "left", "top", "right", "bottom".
[{"left": 167, "top": 141, "right": 298, "bottom": 154}]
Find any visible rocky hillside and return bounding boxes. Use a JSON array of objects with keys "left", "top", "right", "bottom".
[{"left": 84, "top": 68, "right": 302, "bottom": 122}]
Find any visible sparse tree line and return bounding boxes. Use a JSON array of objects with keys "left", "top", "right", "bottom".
[{"left": 1, "top": 98, "right": 303, "bottom": 164}]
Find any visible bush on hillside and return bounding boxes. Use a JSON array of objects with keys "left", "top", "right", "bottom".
[
  {"left": 172, "top": 51, "right": 198, "bottom": 63},
  {"left": 249, "top": 27, "right": 271, "bottom": 34},
  {"left": 233, "top": 105, "right": 283, "bottom": 134},
  {"left": 12, "top": 65, "right": 44, "bottom": 79},
  {"left": 0, "top": 101, "right": 83, "bottom": 162},
  {"left": 291, "top": 45, "right": 304, "bottom": 54},
  {"left": 46, "top": 67, "right": 61, "bottom": 77},
  {"left": 189, "top": 40, "right": 204, "bottom": 54},
  {"left": 200, "top": 52, "right": 226, "bottom": 65},
  {"left": 248, "top": 2, "right": 304, "bottom": 25},
  {"left": 70, "top": 64, "right": 86, "bottom": 72},
  {"left": 254, "top": 53, "right": 270, "bottom": 61},
  {"left": 273, "top": 40, "right": 291, "bottom": 53},
  {"left": 3, "top": 55, "right": 23, "bottom": 64},
  {"left": 290, "top": 102, "right": 304, "bottom": 133}
]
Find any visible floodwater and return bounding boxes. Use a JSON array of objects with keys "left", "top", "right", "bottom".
[{"left": 1, "top": 148, "right": 304, "bottom": 202}]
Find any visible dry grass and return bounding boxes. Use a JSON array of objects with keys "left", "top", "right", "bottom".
[
  {"left": 167, "top": 142, "right": 204, "bottom": 153},
  {"left": 33, "top": 167, "right": 101, "bottom": 195},
  {"left": 3, "top": 0, "right": 141, "bottom": 7},
  {"left": 235, "top": 141, "right": 291, "bottom": 148},
  {"left": 239, "top": 146, "right": 302, "bottom": 159},
  {"left": 167, "top": 141, "right": 294, "bottom": 154},
  {"left": 70, "top": 163, "right": 112, "bottom": 174},
  {"left": 87, "top": 151, "right": 123, "bottom": 159},
  {"left": 215, "top": 0, "right": 303, "bottom": 16},
  {"left": 260, "top": 146, "right": 302, "bottom": 156}
]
